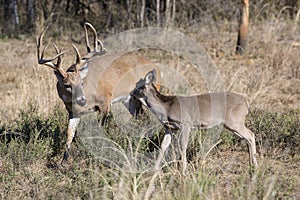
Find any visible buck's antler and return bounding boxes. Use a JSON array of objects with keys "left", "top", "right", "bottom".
[
  {"left": 37, "top": 27, "right": 67, "bottom": 78},
  {"left": 72, "top": 44, "right": 82, "bottom": 72},
  {"left": 84, "top": 22, "right": 107, "bottom": 57}
]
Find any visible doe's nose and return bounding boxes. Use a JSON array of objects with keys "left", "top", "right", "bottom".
[{"left": 76, "top": 96, "right": 87, "bottom": 106}]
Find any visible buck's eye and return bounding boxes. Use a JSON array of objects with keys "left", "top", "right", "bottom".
[{"left": 64, "top": 84, "right": 72, "bottom": 92}]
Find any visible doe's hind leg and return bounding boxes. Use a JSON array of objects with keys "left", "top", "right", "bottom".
[{"left": 225, "top": 123, "right": 258, "bottom": 168}]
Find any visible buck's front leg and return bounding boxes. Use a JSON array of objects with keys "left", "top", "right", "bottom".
[{"left": 62, "top": 115, "right": 80, "bottom": 163}]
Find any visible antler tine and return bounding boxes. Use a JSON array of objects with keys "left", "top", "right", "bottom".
[
  {"left": 52, "top": 42, "right": 68, "bottom": 77},
  {"left": 36, "top": 26, "right": 47, "bottom": 63},
  {"left": 39, "top": 42, "right": 49, "bottom": 63},
  {"left": 38, "top": 43, "right": 64, "bottom": 65},
  {"left": 72, "top": 44, "right": 82, "bottom": 71},
  {"left": 52, "top": 42, "right": 62, "bottom": 69},
  {"left": 84, "top": 23, "right": 91, "bottom": 53},
  {"left": 37, "top": 31, "right": 56, "bottom": 70},
  {"left": 84, "top": 22, "right": 106, "bottom": 56},
  {"left": 84, "top": 22, "right": 98, "bottom": 52},
  {"left": 38, "top": 44, "right": 65, "bottom": 72},
  {"left": 36, "top": 26, "right": 66, "bottom": 77},
  {"left": 37, "top": 27, "right": 62, "bottom": 64},
  {"left": 52, "top": 42, "right": 60, "bottom": 54},
  {"left": 97, "top": 39, "right": 107, "bottom": 54}
]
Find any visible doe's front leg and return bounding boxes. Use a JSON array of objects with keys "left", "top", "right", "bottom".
[
  {"left": 179, "top": 126, "right": 191, "bottom": 175},
  {"left": 155, "top": 129, "right": 172, "bottom": 170}
]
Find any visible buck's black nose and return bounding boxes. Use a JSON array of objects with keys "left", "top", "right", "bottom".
[{"left": 76, "top": 96, "right": 87, "bottom": 106}]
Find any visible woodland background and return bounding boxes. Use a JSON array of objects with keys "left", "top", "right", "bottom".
[{"left": 1, "top": 0, "right": 299, "bottom": 37}]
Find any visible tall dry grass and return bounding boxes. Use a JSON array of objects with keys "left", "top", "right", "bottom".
[{"left": 0, "top": 17, "right": 299, "bottom": 123}]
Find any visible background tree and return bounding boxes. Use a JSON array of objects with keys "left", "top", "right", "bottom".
[
  {"left": 0, "top": 0, "right": 298, "bottom": 48},
  {"left": 3, "top": 0, "right": 19, "bottom": 36},
  {"left": 26, "top": 0, "right": 35, "bottom": 31},
  {"left": 236, "top": 0, "right": 249, "bottom": 55}
]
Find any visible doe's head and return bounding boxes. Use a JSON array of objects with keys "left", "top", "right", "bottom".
[{"left": 130, "top": 69, "right": 157, "bottom": 104}]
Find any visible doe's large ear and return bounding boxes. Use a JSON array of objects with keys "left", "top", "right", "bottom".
[{"left": 144, "top": 69, "right": 157, "bottom": 85}]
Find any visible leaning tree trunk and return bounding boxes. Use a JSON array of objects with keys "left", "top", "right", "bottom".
[{"left": 236, "top": 0, "right": 249, "bottom": 55}]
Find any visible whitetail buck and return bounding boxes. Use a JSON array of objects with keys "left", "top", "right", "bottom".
[
  {"left": 130, "top": 69, "right": 258, "bottom": 174},
  {"left": 37, "top": 23, "right": 161, "bottom": 163}
]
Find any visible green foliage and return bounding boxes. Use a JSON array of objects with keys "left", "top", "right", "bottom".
[
  {"left": 247, "top": 109, "right": 300, "bottom": 157},
  {"left": 0, "top": 103, "right": 68, "bottom": 156}
]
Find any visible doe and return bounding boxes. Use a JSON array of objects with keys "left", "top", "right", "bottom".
[{"left": 130, "top": 69, "right": 258, "bottom": 174}]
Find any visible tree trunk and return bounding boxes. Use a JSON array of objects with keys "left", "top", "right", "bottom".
[
  {"left": 4, "top": 0, "right": 19, "bottom": 35},
  {"left": 26, "top": 0, "right": 35, "bottom": 31},
  {"left": 126, "top": 0, "right": 132, "bottom": 21},
  {"left": 140, "top": 0, "right": 145, "bottom": 27},
  {"left": 236, "top": 0, "right": 249, "bottom": 55},
  {"left": 156, "top": 0, "right": 160, "bottom": 26},
  {"left": 172, "top": 0, "right": 176, "bottom": 22},
  {"left": 41, "top": 0, "right": 49, "bottom": 20},
  {"left": 165, "top": 0, "right": 171, "bottom": 25},
  {"left": 165, "top": 0, "right": 175, "bottom": 26}
]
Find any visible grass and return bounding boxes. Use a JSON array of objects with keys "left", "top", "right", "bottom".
[
  {"left": 0, "top": 103, "right": 299, "bottom": 199},
  {"left": 0, "top": 9, "right": 299, "bottom": 199}
]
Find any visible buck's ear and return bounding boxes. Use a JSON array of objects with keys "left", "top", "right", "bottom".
[
  {"left": 79, "top": 62, "right": 89, "bottom": 79},
  {"left": 54, "top": 70, "right": 64, "bottom": 83},
  {"left": 145, "top": 69, "right": 157, "bottom": 85}
]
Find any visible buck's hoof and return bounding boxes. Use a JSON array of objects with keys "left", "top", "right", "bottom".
[{"left": 62, "top": 151, "right": 69, "bottom": 162}]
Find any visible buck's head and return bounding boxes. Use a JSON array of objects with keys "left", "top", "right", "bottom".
[
  {"left": 36, "top": 28, "right": 89, "bottom": 107},
  {"left": 130, "top": 69, "right": 157, "bottom": 106},
  {"left": 53, "top": 52, "right": 88, "bottom": 107},
  {"left": 37, "top": 23, "right": 106, "bottom": 108}
]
